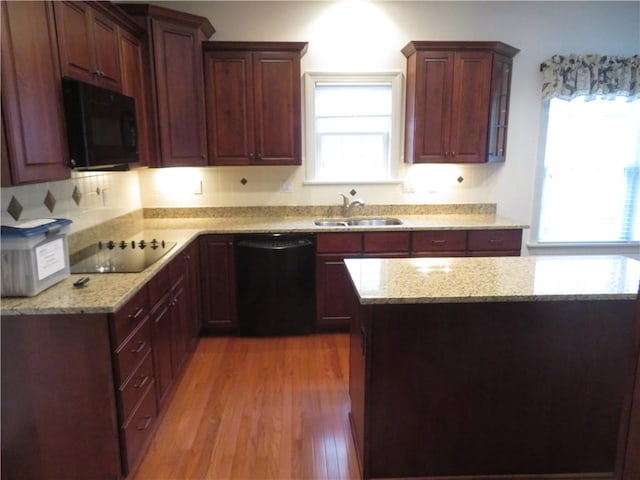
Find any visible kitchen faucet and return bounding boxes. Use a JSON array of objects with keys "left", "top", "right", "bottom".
[{"left": 339, "top": 193, "right": 365, "bottom": 217}]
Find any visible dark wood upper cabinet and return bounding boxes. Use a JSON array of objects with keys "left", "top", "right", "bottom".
[
  {"left": 403, "top": 41, "right": 519, "bottom": 164},
  {"left": 53, "top": 1, "right": 122, "bottom": 92},
  {"left": 1, "top": 1, "right": 70, "bottom": 185},
  {"left": 120, "top": 4, "right": 214, "bottom": 167},
  {"left": 203, "top": 42, "right": 308, "bottom": 166},
  {"left": 118, "top": 27, "right": 152, "bottom": 167}
]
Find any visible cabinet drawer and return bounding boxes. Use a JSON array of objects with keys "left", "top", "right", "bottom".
[
  {"left": 316, "top": 233, "right": 362, "bottom": 253},
  {"left": 411, "top": 230, "right": 467, "bottom": 253},
  {"left": 112, "top": 286, "right": 149, "bottom": 346},
  {"left": 120, "top": 380, "right": 157, "bottom": 475},
  {"left": 115, "top": 317, "right": 152, "bottom": 385},
  {"left": 118, "top": 350, "right": 154, "bottom": 423},
  {"left": 363, "top": 232, "right": 410, "bottom": 254},
  {"left": 467, "top": 229, "right": 522, "bottom": 252}
]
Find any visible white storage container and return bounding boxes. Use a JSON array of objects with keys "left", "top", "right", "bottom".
[{"left": 1, "top": 218, "right": 72, "bottom": 297}]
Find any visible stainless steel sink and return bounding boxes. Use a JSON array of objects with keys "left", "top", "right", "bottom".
[
  {"left": 314, "top": 219, "right": 349, "bottom": 227},
  {"left": 347, "top": 217, "right": 402, "bottom": 226},
  {"left": 314, "top": 217, "right": 402, "bottom": 227}
]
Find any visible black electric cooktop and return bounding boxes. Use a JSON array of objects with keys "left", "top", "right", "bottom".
[{"left": 70, "top": 238, "right": 176, "bottom": 274}]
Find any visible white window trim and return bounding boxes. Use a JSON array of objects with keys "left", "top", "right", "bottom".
[{"left": 303, "top": 71, "right": 404, "bottom": 185}]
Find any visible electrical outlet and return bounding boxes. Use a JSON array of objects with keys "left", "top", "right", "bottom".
[
  {"left": 280, "top": 180, "right": 293, "bottom": 193},
  {"left": 402, "top": 180, "right": 415, "bottom": 193}
]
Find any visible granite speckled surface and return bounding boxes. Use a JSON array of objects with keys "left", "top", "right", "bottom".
[
  {"left": 0, "top": 229, "right": 200, "bottom": 316},
  {"left": 345, "top": 255, "right": 640, "bottom": 304},
  {"left": 141, "top": 213, "right": 528, "bottom": 233},
  {"left": 142, "top": 203, "right": 497, "bottom": 219},
  {"left": 1, "top": 204, "right": 529, "bottom": 315}
]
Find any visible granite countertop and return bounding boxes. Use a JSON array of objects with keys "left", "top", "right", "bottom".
[
  {"left": 0, "top": 211, "right": 528, "bottom": 316},
  {"left": 345, "top": 255, "right": 640, "bottom": 304},
  {"left": 141, "top": 212, "right": 528, "bottom": 233},
  {"left": 0, "top": 229, "right": 201, "bottom": 316}
]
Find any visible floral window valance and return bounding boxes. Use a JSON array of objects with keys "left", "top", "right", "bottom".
[{"left": 540, "top": 54, "right": 639, "bottom": 101}]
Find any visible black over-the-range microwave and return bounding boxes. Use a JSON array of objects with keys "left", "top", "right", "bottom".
[{"left": 61, "top": 77, "right": 139, "bottom": 170}]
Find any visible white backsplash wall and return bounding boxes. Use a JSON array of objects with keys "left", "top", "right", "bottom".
[
  {"left": 0, "top": 170, "right": 142, "bottom": 234},
  {"left": 137, "top": 162, "right": 500, "bottom": 208}
]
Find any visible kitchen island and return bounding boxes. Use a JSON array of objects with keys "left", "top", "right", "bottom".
[{"left": 345, "top": 255, "right": 640, "bottom": 480}]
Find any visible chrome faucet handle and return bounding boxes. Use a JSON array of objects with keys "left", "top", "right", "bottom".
[{"left": 339, "top": 192, "right": 349, "bottom": 206}]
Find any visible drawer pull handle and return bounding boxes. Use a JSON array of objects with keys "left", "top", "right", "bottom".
[
  {"left": 431, "top": 239, "right": 446, "bottom": 245},
  {"left": 133, "top": 375, "right": 149, "bottom": 389},
  {"left": 129, "top": 307, "right": 144, "bottom": 320},
  {"left": 488, "top": 239, "right": 504, "bottom": 244},
  {"left": 137, "top": 415, "right": 153, "bottom": 431},
  {"left": 131, "top": 341, "right": 146, "bottom": 354}
]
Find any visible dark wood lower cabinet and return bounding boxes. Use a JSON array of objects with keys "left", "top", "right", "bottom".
[
  {"left": 316, "top": 229, "right": 523, "bottom": 331},
  {"left": 150, "top": 242, "right": 201, "bottom": 409},
  {"left": 169, "top": 277, "right": 190, "bottom": 375},
  {"left": 350, "top": 299, "right": 638, "bottom": 480},
  {"left": 316, "top": 233, "right": 363, "bottom": 331},
  {"left": 150, "top": 289, "right": 174, "bottom": 408},
  {"left": 622, "top": 292, "right": 640, "bottom": 479},
  {"left": 0, "top": 239, "right": 202, "bottom": 480},
  {"left": 316, "top": 253, "right": 361, "bottom": 331},
  {"left": 1, "top": 314, "right": 121, "bottom": 480},
  {"left": 200, "top": 235, "right": 237, "bottom": 333}
]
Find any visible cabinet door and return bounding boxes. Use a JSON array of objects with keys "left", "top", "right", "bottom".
[
  {"left": 91, "top": 9, "right": 122, "bottom": 91},
  {"left": 204, "top": 51, "right": 255, "bottom": 165},
  {"left": 253, "top": 51, "right": 302, "bottom": 165},
  {"left": 119, "top": 28, "right": 151, "bottom": 167},
  {"left": 449, "top": 51, "right": 492, "bottom": 163},
  {"left": 150, "top": 292, "right": 174, "bottom": 407},
  {"left": 316, "top": 253, "right": 361, "bottom": 331},
  {"left": 488, "top": 54, "right": 514, "bottom": 163},
  {"left": 184, "top": 242, "right": 202, "bottom": 350},
  {"left": 150, "top": 19, "right": 207, "bottom": 166},
  {"left": 1, "top": 1, "right": 69, "bottom": 185},
  {"left": 200, "top": 235, "right": 238, "bottom": 333},
  {"left": 53, "top": 1, "right": 122, "bottom": 91},
  {"left": 54, "top": 1, "right": 96, "bottom": 84},
  {"left": 411, "top": 51, "right": 454, "bottom": 163},
  {"left": 170, "top": 278, "right": 190, "bottom": 376}
]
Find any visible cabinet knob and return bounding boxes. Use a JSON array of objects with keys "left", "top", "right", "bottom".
[
  {"left": 249, "top": 153, "right": 254, "bottom": 159},
  {"left": 256, "top": 153, "right": 262, "bottom": 160}
]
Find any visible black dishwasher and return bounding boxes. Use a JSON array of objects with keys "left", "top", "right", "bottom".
[{"left": 235, "top": 233, "right": 315, "bottom": 336}]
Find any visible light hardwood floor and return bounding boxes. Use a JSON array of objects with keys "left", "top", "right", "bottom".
[{"left": 131, "top": 333, "right": 361, "bottom": 480}]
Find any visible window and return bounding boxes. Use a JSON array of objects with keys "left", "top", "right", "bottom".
[
  {"left": 536, "top": 96, "right": 640, "bottom": 243},
  {"left": 304, "top": 72, "right": 403, "bottom": 183}
]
